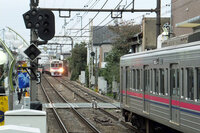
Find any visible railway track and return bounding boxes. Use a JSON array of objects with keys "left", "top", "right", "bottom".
[
  {"left": 47, "top": 75, "right": 138, "bottom": 132},
  {"left": 41, "top": 75, "right": 101, "bottom": 133},
  {"left": 55, "top": 76, "right": 138, "bottom": 131}
]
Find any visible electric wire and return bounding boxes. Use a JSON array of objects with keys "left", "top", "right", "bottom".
[{"left": 73, "top": 0, "right": 133, "bottom": 38}]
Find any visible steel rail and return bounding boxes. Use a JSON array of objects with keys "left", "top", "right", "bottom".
[
  {"left": 56, "top": 77, "right": 138, "bottom": 132},
  {"left": 43, "top": 75, "right": 101, "bottom": 133},
  {"left": 59, "top": 77, "right": 119, "bottom": 108},
  {"left": 40, "top": 78, "right": 69, "bottom": 133}
]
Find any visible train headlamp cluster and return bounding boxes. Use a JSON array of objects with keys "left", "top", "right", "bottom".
[
  {"left": 59, "top": 68, "right": 64, "bottom": 73},
  {"left": 50, "top": 68, "right": 64, "bottom": 73}
]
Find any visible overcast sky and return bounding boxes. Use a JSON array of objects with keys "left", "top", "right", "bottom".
[{"left": 0, "top": 0, "right": 171, "bottom": 52}]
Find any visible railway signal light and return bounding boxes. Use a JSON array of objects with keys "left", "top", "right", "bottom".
[
  {"left": 38, "top": 9, "right": 55, "bottom": 41},
  {"left": 23, "top": 8, "right": 55, "bottom": 41},
  {"left": 24, "top": 43, "right": 41, "bottom": 61}
]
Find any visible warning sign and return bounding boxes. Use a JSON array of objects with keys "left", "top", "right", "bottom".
[{"left": 0, "top": 96, "right": 8, "bottom": 126}]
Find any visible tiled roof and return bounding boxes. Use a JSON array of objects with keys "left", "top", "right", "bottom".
[{"left": 93, "top": 26, "right": 117, "bottom": 46}]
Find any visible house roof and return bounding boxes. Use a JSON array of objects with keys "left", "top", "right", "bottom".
[{"left": 93, "top": 26, "right": 117, "bottom": 46}]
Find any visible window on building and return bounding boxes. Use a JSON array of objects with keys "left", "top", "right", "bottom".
[
  {"left": 104, "top": 52, "right": 108, "bottom": 62},
  {"left": 187, "top": 68, "right": 194, "bottom": 100},
  {"left": 160, "top": 69, "right": 165, "bottom": 95}
]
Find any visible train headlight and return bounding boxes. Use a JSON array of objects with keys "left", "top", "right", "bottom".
[
  {"left": 50, "top": 68, "right": 54, "bottom": 72},
  {"left": 59, "top": 68, "right": 64, "bottom": 73}
]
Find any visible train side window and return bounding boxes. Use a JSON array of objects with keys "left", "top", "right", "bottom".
[
  {"left": 150, "top": 69, "right": 153, "bottom": 93},
  {"left": 187, "top": 68, "right": 194, "bottom": 100},
  {"left": 144, "top": 69, "right": 150, "bottom": 91},
  {"left": 154, "top": 69, "right": 159, "bottom": 94},
  {"left": 197, "top": 68, "right": 200, "bottom": 101},
  {"left": 165, "top": 69, "right": 168, "bottom": 95},
  {"left": 130, "top": 69, "right": 132, "bottom": 90},
  {"left": 181, "top": 68, "right": 184, "bottom": 98},
  {"left": 132, "top": 69, "right": 136, "bottom": 90},
  {"left": 160, "top": 69, "right": 165, "bottom": 95},
  {"left": 177, "top": 69, "right": 180, "bottom": 96},
  {"left": 137, "top": 69, "right": 140, "bottom": 90},
  {"left": 170, "top": 69, "right": 176, "bottom": 95},
  {"left": 126, "top": 67, "right": 130, "bottom": 90}
]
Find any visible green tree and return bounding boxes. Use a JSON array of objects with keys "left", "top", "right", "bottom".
[
  {"left": 100, "top": 21, "right": 141, "bottom": 92},
  {"left": 68, "top": 42, "right": 87, "bottom": 81}
]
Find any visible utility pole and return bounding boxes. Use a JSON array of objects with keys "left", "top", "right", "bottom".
[
  {"left": 30, "top": 0, "right": 39, "bottom": 101},
  {"left": 88, "top": 19, "right": 93, "bottom": 89},
  {"left": 95, "top": 48, "right": 98, "bottom": 91},
  {"left": 156, "top": 0, "right": 161, "bottom": 40}
]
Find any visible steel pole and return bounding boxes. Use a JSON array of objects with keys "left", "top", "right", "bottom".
[
  {"left": 30, "top": 0, "right": 38, "bottom": 101},
  {"left": 156, "top": 0, "right": 161, "bottom": 40}
]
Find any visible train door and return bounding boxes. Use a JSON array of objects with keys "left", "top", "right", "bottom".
[
  {"left": 144, "top": 65, "right": 150, "bottom": 113},
  {"left": 170, "top": 64, "right": 180, "bottom": 124}
]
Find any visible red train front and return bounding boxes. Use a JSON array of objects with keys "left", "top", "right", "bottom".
[{"left": 43, "top": 59, "right": 64, "bottom": 76}]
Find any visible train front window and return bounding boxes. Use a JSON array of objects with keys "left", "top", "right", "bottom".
[
  {"left": 51, "top": 64, "right": 55, "bottom": 67},
  {"left": 59, "top": 63, "right": 62, "bottom": 67},
  {"left": 187, "top": 68, "right": 194, "bottom": 100},
  {"left": 197, "top": 68, "right": 200, "bottom": 100}
]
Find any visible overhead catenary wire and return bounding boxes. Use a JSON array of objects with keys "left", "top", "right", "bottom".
[
  {"left": 59, "top": 0, "right": 174, "bottom": 44},
  {"left": 70, "top": 0, "right": 109, "bottom": 32},
  {"left": 73, "top": 0, "right": 133, "bottom": 39},
  {"left": 68, "top": 0, "right": 124, "bottom": 35},
  {"left": 58, "top": 0, "right": 100, "bottom": 35},
  {"left": 67, "top": 0, "right": 100, "bottom": 28},
  {"left": 73, "top": 0, "right": 126, "bottom": 38},
  {"left": 74, "top": 0, "right": 173, "bottom": 39}
]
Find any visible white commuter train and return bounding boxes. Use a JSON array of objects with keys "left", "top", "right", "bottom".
[{"left": 43, "top": 59, "right": 64, "bottom": 76}]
